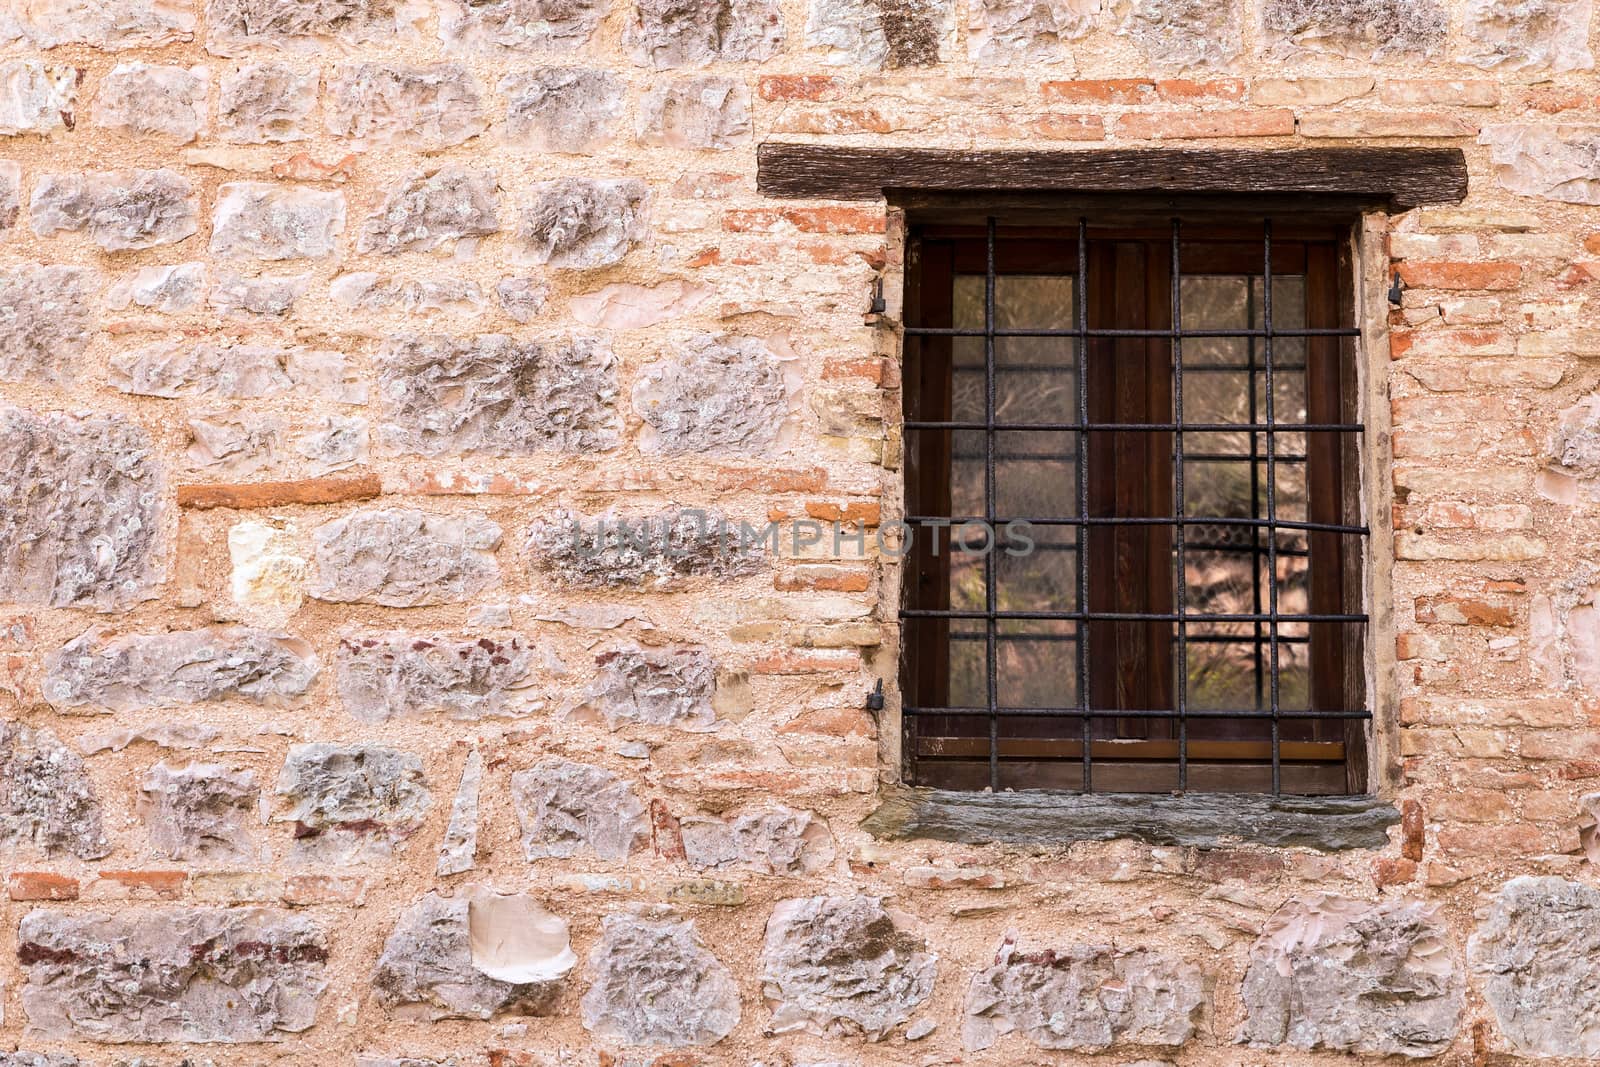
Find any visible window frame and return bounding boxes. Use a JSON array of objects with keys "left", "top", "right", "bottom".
[{"left": 894, "top": 200, "right": 1379, "bottom": 799}]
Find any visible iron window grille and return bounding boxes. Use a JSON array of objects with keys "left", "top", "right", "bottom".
[{"left": 900, "top": 210, "right": 1369, "bottom": 796}]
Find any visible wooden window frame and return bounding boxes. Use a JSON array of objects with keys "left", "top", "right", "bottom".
[{"left": 900, "top": 209, "right": 1368, "bottom": 797}]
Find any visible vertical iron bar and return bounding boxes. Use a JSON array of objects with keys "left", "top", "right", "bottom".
[
  {"left": 1248, "top": 280, "right": 1264, "bottom": 713},
  {"left": 1171, "top": 219, "right": 1188, "bottom": 792},
  {"left": 1263, "top": 219, "right": 1282, "bottom": 795},
  {"left": 1077, "top": 217, "right": 1092, "bottom": 793},
  {"left": 985, "top": 217, "right": 999, "bottom": 792}
]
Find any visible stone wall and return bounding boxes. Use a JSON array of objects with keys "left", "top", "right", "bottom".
[{"left": 1, "top": 0, "right": 1600, "bottom": 1064}]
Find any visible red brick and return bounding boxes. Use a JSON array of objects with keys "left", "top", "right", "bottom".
[
  {"left": 650, "top": 799, "right": 685, "bottom": 861},
  {"left": 1414, "top": 596, "right": 1515, "bottom": 627},
  {"left": 282, "top": 874, "right": 367, "bottom": 906},
  {"left": 715, "top": 466, "right": 828, "bottom": 493},
  {"left": 771, "top": 108, "right": 915, "bottom": 135},
  {"left": 957, "top": 114, "right": 1105, "bottom": 141},
  {"left": 1380, "top": 79, "right": 1499, "bottom": 107},
  {"left": 751, "top": 649, "right": 863, "bottom": 674},
  {"left": 1374, "top": 857, "right": 1417, "bottom": 887},
  {"left": 775, "top": 567, "right": 871, "bottom": 592},
  {"left": 807, "top": 501, "right": 881, "bottom": 525},
  {"left": 177, "top": 473, "right": 382, "bottom": 510},
  {"left": 1396, "top": 261, "right": 1523, "bottom": 291},
  {"left": 823, "top": 356, "right": 888, "bottom": 383},
  {"left": 1299, "top": 112, "right": 1478, "bottom": 138},
  {"left": 1436, "top": 823, "right": 1543, "bottom": 856},
  {"left": 271, "top": 152, "right": 357, "bottom": 182},
  {"left": 1155, "top": 78, "right": 1246, "bottom": 102},
  {"left": 1401, "top": 798, "right": 1425, "bottom": 861},
  {"left": 758, "top": 74, "right": 842, "bottom": 101},
  {"left": 9, "top": 871, "right": 78, "bottom": 901},
  {"left": 1517, "top": 87, "right": 1589, "bottom": 113},
  {"left": 1115, "top": 109, "right": 1294, "bottom": 140},
  {"left": 1042, "top": 79, "right": 1155, "bottom": 103},
  {"left": 779, "top": 705, "right": 874, "bottom": 737},
  {"left": 722, "top": 206, "right": 886, "bottom": 234},
  {"left": 95, "top": 869, "right": 187, "bottom": 899}
]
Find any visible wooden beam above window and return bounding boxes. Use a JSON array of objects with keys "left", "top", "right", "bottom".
[{"left": 756, "top": 144, "right": 1469, "bottom": 211}]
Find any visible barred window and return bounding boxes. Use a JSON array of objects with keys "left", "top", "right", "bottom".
[{"left": 900, "top": 209, "right": 1368, "bottom": 796}]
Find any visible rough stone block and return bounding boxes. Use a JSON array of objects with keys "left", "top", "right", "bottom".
[
  {"left": 93, "top": 62, "right": 207, "bottom": 142},
  {"left": 0, "top": 407, "right": 162, "bottom": 611},
  {"left": 636, "top": 77, "right": 751, "bottom": 148},
  {"left": 806, "top": 0, "right": 951, "bottom": 66},
  {"left": 106, "top": 262, "right": 207, "bottom": 312},
  {"left": 0, "top": 723, "right": 108, "bottom": 860},
  {"left": 965, "top": 941, "right": 1207, "bottom": 1051},
  {"left": 527, "top": 507, "right": 765, "bottom": 588},
  {"left": 0, "top": 160, "right": 18, "bottom": 230},
  {"left": 439, "top": 0, "right": 607, "bottom": 50},
  {"left": 18, "top": 908, "right": 327, "bottom": 1042},
  {"left": 333, "top": 273, "right": 486, "bottom": 316},
  {"left": 517, "top": 178, "right": 650, "bottom": 268},
  {"left": 1239, "top": 894, "right": 1463, "bottom": 1056},
  {"left": 187, "top": 412, "right": 282, "bottom": 475},
  {"left": 1258, "top": 0, "right": 1445, "bottom": 57},
  {"left": 296, "top": 415, "right": 369, "bottom": 474},
  {"left": 680, "top": 806, "right": 836, "bottom": 874},
  {"left": 218, "top": 62, "right": 318, "bottom": 142},
  {"left": 495, "top": 276, "right": 549, "bottom": 321},
  {"left": 204, "top": 0, "right": 410, "bottom": 54},
  {"left": 501, "top": 68, "right": 624, "bottom": 152},
  {"left": 30, "top": 169, "right": 199, "bottom": 250},
  {"left": 1118, "top": 0, "right": 1240, "bottom": 67},
  {"left": 1460, "top": 0, "right": 1592, "bottom": 70},
  {"left": 43, "top": 627, "right": 317, "bottom": 712},
  {"left": 138, "top": 762, "right": 259, "bottom": 862},
  {"left": 373, "top": 892, "right": 569, "bottom": 1019},
  {"left": 310, "top": 508, "right": 502, "bottom": 607},
  {"left": 1481, "top": 125, "right": 1600, "bottom": 204},
  {"left": 209, "top": 271, "right": 310, "bottom": 317},
  {"left": 625, "top": 0, "right": 783, "bottom": 67},
  {"left": 111, "top": 342, "right": 359, "bottom": 400},
  {"left": 4, "top": 0, "right": 195, "bottom": 49},
  {"left": 276, "top": 743, "right": 432, "bottom": 863},
  {"left": 377, "top": 333, "right": 619, "bottom": 455},
  {"left": 0, "top": 60, "right": 77, "bottom": 135},
  {"left": 359, "top": 166, "right": 500, "bottom": 254},
  {"left": 760, "top": 896, "right": 937, "bottom": 1039},
  {"left": 511, "top": 758, "right": 648, "bottom": 861},
  {"left": 0, "top": 266, "right": 96, "bottom": 383},
  {"left": 325, "top": 63, "right": 486, "bottom": 149},
  {"left": 1469, "top": 876, "right": 1600, "bottom": 1057},
  {"left": 634, "top": 334, "right": 791, "bottom": 454},
  {"left": 581, "top": 914, "right": 740, "bottom": 1046},
  {"left": 211, "top": 181, "right": 345, "bottom": 259},
  {"left": 436, "top": 748, "right": 482, "bottom": 876},
  {"left": 968, "top": 0, "right": 1093, "bottom": 61},
  {"left": 336, "top": 631, "right": 536, "bottom": 721},
  {"left": 583, "top": 647, "right": 718, "bottom": 730},
  {"left": 572, "top": 276, "right": 710, "bottom": 327}
]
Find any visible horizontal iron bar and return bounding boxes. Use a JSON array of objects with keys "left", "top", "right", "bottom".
[
  {"left": 903, "top": 608, "right": 1365, "bottom": 622},
  {"left": 904, "top": 705, "right": 1372, "bottom": 720},
  {"left": 954, "top": 363, "right": 1311, "bottom": 374},
  {"left": 906, "top": 421, "right": 1360, "bottom": 433},
  {"left": 903, "top": 515, "right": 1367, "bottom": 535},
  {"left": 905, "top": 326, "right": 1360, "bottom": 338},
  {"left": 948, "top": 630, "right": 1311, "bottom": 644}
]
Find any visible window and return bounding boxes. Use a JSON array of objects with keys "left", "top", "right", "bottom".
[{"left": 900, "top": 209, "right": 1368, "bottom": 797}]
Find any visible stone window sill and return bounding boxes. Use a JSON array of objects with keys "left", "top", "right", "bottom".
[{"left": 862, "top": 785, "right": 1399, "bottom": 852}]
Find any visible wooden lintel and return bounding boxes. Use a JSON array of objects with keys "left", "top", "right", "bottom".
[{"left": 756, "top": 144, "right": 1469, "bottom": 211}]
